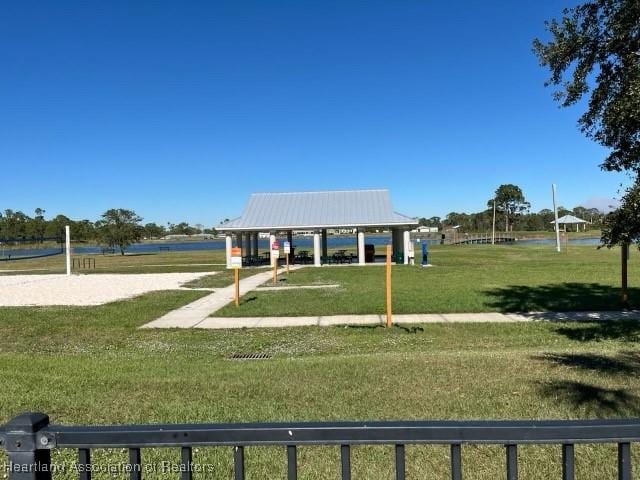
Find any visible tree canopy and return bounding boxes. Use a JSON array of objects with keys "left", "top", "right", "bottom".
[
  {"left": 488, "top": 184, "right": 530, "bottom": 232},
  {"left": 95, "top": 209, "right": 144, "bottom": 255},
  {"left": 533, "top": 0, "right": 640, "bottom": 173}
]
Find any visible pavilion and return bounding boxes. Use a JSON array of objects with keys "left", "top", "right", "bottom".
[
  {"left": 218, "top": 189, "right": 418, "bottom": 267},
  {"left": 551, "top": 214, "right": 590, "bottom": 232}
]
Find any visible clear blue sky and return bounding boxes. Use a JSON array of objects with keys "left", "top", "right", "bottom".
[{"left": 0, "top": 0, "right": 629, "bottom": 226}]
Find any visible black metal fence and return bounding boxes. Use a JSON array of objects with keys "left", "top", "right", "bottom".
[{"left": 1, "top": 413, "right": 638, "bottom": 479}]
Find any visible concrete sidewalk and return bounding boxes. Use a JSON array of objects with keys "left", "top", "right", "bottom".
[
  {"left": 147, "top": 309, "right": 640, "bottom": 329},
  {"left": 141, "top": 266, "right": 302, "bottom": 329}
]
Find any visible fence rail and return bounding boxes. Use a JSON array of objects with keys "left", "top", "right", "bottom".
[{"left": 1, "top": 413, "right": 638, "bottom": 479}]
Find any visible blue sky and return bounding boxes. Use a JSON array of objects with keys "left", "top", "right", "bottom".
[{"left": 0, "top": 0, "right": 628, "bottom": 226}]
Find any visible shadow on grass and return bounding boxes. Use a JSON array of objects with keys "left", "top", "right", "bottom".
[
  {"left": 394, "top": 324, "right": 425, "bottom": 334},
  {"left": 537, "top": 380, "right": 640, "bottom": 416},
  {"left": 484, "top": 282, "right": 638, "bottom": 312},
  {"left": 343, "top": 324, "right": 425, "bottom": 334},
  {"left": 534, "top": 352, "right": 640, "bottom": 375},
  {"left": 555, "top": 321, "right": 640, "bottom": 342}
]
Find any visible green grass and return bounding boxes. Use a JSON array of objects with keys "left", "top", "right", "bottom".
[
  {"left": 183, "top": 267, "right": 270, "bottom": 288},
  {"left": 215, "top": 244, "right": 640, "bottom": 317},
  {"left": 2, "top": 287, "right": 640, "bottom": 477}
]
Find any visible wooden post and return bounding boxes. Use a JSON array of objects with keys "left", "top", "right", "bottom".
[
  {"left": 386, "top": 244, "right": 392, "bottom": 327},
  {"left": 234, "top": 268, "right": 240, "bottom": 307},
  {"left": 286, "top": 251, "right": 290, "bottom": 274},
  {"left": 622, "top": 243, "right": 629, "bottom": 305},
  {"left": 273, "top": 260, "right": 277, "bottom": 285}
]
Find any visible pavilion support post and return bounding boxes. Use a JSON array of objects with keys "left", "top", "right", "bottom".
[
  {"left": 269, "top": 232, "right": 276, "bottom": 267},
  {"left": 287, "top": 230, "right": 293, "bottom": 263},
  {"left": 245, "top": 233, "right": 252, "bottom": 260},
  {"left": 237, "top": 233, "right": 244, "bottom": 266},
  {"left": 403, "top": 230, "right": 411, "bottom": 265},
  {"left": 225, "top": 234, "right": 232, "bottom": 269},
  {"left": 321, "top": 229, "right": 328, "bottom": 264},
  {"left": 313, "top": 230, "right": 321, "bottom": 267},
  {"left": 253, "top": 232, "right": 259, "bottom": 257},
  {"left": 391, "top": 228, "right": 402, "bottom": 263},
  {"left": 391, "top": 228, "right": 397, "bottom": 261},
  {"left": 358, "top": 229, "right": 365, "bottom": 265}
]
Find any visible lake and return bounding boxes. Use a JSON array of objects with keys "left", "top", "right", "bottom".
[{"left": 1, "top": 234, "right": 603, "bottom": 260}]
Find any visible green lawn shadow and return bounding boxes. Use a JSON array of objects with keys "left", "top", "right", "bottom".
[
  {"left": 537, "top": 380, "right": 640, "bottom": 416},
  {"left": 484, "top": 282, "right": 638, "bottom": 312}
]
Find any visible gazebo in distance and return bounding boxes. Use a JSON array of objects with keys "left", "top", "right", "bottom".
[
  {"left": 218, "top": 189, "right": 418, "bottom": 268},
  {"left": 551, "top": 214, "right": 590, "bottom": 232}
]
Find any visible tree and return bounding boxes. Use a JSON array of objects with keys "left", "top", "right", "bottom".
[
  {"left": 534, "top": 0, "right": 639, "bottom": 300},
  {"left": 168, "top": 222, "right": 198, "bottom": 236},
  {"left": 534, "top": 0, "right": 640, "bottom": 239},
  {"left": 30, "top": 208, "right": 46, "bottom": 241},
  {"left": 96, "top": 209, "right": 143, "bottom": 255},
  {"left": 45, "top": 214, "right": 72, "bottom": 238},
  {"left": 601, "top": 183, "right": 640, "bottom": 246},
  {"left": 533, "top": 0, "right": 640, "bottom": 173},
  {"left": 73, "top": 219, "right": 96, "bottom": 241},
  {"left": 488, "top": 185, "right": 530, "bottom": 232},
  {"left": 143, "top": 222, "right": 167, "bottom": 239}
]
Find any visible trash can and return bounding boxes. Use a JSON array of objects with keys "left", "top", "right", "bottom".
[{"left": 364, "top": 244, "right": 375, "bottom": 263}]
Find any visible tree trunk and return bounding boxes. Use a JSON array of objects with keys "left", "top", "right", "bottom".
[
  {"left": 621, "top": 243, "right": 629, "bottom": 306},
  {"left": 120, "top": 245, "right": 125, "bottom": 256},
  {"left": 505, "top": 214, "right": 509, "bottom": 233}
]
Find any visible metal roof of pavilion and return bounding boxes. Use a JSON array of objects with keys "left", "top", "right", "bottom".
[
  {"left": 551, "top": 214, "right": 589, "bottom": 224},
  {"left": 219, "top": 189, "right": 418, "bottom": 231}
]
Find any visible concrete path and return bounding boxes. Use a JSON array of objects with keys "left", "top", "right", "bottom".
[
  {"left": 180, "top": 310, "right": 640, "bottom": 329},
  {"left": 141, "top": 266, "right": 302, "bottom": 329}
]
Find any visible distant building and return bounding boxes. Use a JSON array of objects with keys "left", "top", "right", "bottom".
[{"left": 412, "top": 226, "right": 438, "bottom": 233}]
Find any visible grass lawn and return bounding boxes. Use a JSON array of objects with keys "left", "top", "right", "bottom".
[
  {"left": 215, "top": 244, "right": 640, "bottom": 317},
  {"left": 2, "top": 243, "right": 640, "bottom": 478},
  {"left": 183, "top": 267, "right": 270, "bottom": 288},
  {"left": 2, "top": 286, "right": 640, "bottom": 478}
]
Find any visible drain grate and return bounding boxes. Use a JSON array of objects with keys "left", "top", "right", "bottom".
[{"left": 227, "top": 352, "right": 272, "bottom": 360}]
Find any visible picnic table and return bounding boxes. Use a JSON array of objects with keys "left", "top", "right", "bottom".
[
  {"left": 295, "top": 250, "right": 313, "bottom": 264},
  {"left": 332, "top": 250, "right": 354, "bottom": 264}
]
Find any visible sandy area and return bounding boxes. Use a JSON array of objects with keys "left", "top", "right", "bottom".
[{"left": 0, "top": 272, "right": 217, "bottom": 306}]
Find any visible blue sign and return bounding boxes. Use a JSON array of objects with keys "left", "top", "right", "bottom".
[{"left": 421, "top": 240, "right": 429, "bottom": 266}]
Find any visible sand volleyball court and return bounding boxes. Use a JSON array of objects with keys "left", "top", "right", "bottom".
[{"left": 0, "top": 272, "right": 216, "bottom": 306}]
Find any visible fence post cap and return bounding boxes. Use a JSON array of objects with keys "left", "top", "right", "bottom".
[{"left": 6, "top": 412, "right": 49, "bottom": 432}]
